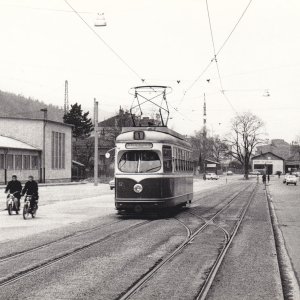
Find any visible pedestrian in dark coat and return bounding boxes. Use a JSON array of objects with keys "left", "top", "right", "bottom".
[
  {"left": 22, "top": 176, "right": 39, "bottom": 209},
  {"left": 5, "top": 175, "right": 22, "bottom": 209},
  {"left": 262, "top": 174, "right": 266, "bottom": 184}
]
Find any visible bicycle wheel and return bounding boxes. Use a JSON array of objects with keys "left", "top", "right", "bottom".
[
  {"left": 23, "top": 204, "right": 30, "bottom": 220},
  {"left": 8, "top": 204, "right": 12, "bottom": 215}
]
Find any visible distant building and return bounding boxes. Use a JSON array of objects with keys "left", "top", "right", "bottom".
[
  {"left": 205, "top": 159, "right": 221, "bottom": 174},
  {"left": 254, "top": 139, "right": 300, "bottom": 174},
  {"left": 251, "top": 152, "right": 284, "bottom": 175},
  {"left": 285, "top": 151, "right": 300, "bottom": 173},
  {"left": 0, "top": 117, "right": 72, "bottom": 183}
]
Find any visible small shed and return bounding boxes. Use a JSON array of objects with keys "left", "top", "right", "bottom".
[
  {"left": 251, "top": 152, "right": 284, "bottom": 175},
  {"left": 205, "top": 159, "right": 221, "bottom": 174},
  {"left": 72, "top": 160, "right": 85, "bottom": 181},
  {"left": 285, "top": 152, "right": 300, "bottom": 173}
]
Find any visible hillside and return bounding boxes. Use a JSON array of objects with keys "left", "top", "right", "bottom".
[{"left": 0, "top": 90, "right": 64, "bottom": 122}]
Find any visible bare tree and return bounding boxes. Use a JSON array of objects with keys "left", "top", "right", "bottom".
[
  {"left": 190, "top": 130, "right": 204, "bottom": 174},
  {"left": 207, "top": 136, "right": 228, "bottom": 162},
  {"left": 190, "top": 130, "right": 229, "bottom": 174},
  {"left": 226, "top": 112, "right": 265, "bottom": 179}
]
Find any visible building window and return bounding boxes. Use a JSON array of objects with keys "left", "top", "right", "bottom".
[
  {"left": 23, "top": 155, "right": 31, "bottom": 170},
  {"left": 31, "top": 156, "right": 39, "bottom": 169},
  {"left": 15, "top": 155, "right": 22, "bottom": 170},
  {"left": 7, "top": 154, "right": 13, "bottom": 169},
  {"left": 52, "top": 131, "right": 66, "bottom": 169},
  {"left": 0, "top": 154, "right": 4, "bottom": 169}
]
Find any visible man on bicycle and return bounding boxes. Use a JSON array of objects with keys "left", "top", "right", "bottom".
[
  {"left": 5, "top": 175, "right": 22, "bottom": 210},
  {"left": 22, "top": 175, "right": 39, "bottom": 210}
]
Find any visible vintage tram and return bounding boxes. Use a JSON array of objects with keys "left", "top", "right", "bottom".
[{"left": 114, "top": 126, "right": 193, "bottom": 213}]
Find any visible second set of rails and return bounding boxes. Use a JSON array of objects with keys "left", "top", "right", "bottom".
[{"left": 0, "top": 182, "right": 257, "bottom": 300}]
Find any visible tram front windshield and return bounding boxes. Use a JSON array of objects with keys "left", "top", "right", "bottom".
[{"left": 118, "top": 151, "right": 161, "bottom": 173}]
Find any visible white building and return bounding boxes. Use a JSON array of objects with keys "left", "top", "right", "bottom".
[
  {"left": 0, "top": 117, "right": 72, "bottom": 183},
  {"left": 251, "top": 152, "right": 284, "bottom": 175}
]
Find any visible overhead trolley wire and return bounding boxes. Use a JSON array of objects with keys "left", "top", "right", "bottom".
[
  {"left": 205, "top": 0, "right": 237, "bottom": 113},
  {"left": 63, "top": 0, "right": 142, "bottom": 81},
  {"left": 215, "top": 0, "right": 254, "bottom": 57},
  {"left": 180, "top": 0, "right": 254, "bottom": 105}
]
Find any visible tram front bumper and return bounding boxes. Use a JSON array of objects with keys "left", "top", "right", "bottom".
[{"left": 115, "top": 199, "right": 168, "bottom": 210}]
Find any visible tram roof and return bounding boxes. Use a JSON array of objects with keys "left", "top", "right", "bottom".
[{"left": 117, "top": 127, "right": 191, "bottom": 148}]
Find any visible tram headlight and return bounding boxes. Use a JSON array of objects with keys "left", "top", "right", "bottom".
[{"left": 133, "top": 184, "right": 143, "bottom": 194}]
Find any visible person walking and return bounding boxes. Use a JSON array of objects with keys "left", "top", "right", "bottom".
[
  {"left": 262, "top": 174, "right": 266, "bottom": 185},
  {"left": 267, "top": 174, "right": 270, "bottom": 184}
]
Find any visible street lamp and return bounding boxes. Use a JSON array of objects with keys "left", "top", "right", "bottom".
[{"left": 94, "top": 13, "right": 107, "bottom": 27}]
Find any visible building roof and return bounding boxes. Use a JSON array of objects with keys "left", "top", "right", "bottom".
[
  {"left": 0, "top": 136, "right": 40, "bottom": 151},
  {"left": 72, "top": 160, "right": 85, "bottom": 167},
  {"left": 252, "top": 151, "right": 285, "bottom": 161},
  {"left": 286, "top": 151, "right": 300, "bottom": 162},
  {"left": 0, "top": 116, "right": 73, "bottom": 128},
  {"left": 205, "top": 159, "right": 220, "bottom": 165}
]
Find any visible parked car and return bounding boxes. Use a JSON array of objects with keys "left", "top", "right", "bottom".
[
  {"left": 283, "top": 174, "right": 289, "bottom": 183},
  {"left": 249, "top": 171, "right": 261, "bottom": 176},
  {"left": 109, "top": 179, "right": 115, "bottom": 190},
  {"left": 206, "top": 173, "right": 219, "bottom": 180},
  {"left": 285, "top": 175, "right": 298, "bottom": 186},
  {"left": 292, "top": 172, "right": 300, "bottom": 177},
  {"left": 226, "top": 171, "right": 234, "bottom": 176}
]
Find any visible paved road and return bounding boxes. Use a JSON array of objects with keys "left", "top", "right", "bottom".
[
  {"left": 0, "top": 176, "right": 242, "bottom": 243},
  {"left": 0, "top": 179, "right": 283, "bottom": 300},
  {"left": 268, "top": 176, "right": 300, "bottom": 291}
]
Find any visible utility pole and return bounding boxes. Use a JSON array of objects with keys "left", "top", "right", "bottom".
[
  {"left": 203, "top": 93, "right": 207, "bottom": 174},
  {"left": 4, "top": 148, "right": 8, "bottom": 185},
  {"left": 41, "top": 108, "right": 48, "bottom": 183},
  {"left": 64, "top": 80, "right": 69, "bottom": 115},
  {"left": 94, "top": 99, "right": 99, "bottom": 186}
]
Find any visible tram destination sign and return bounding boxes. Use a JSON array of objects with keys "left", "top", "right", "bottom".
[{"left": 126, "top": 142, "right": 153, "bottom": 149}]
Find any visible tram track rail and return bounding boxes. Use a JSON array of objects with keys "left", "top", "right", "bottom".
[
  {"left": 0, "top": 219, "right": 124, "bottom": 262},
  {"left": 0, "top": 182, "right": 254, "bottom": 297},
  {"left": 117, "top": 183, "right": 256, "bottom": 300},
  {"left": 0, "top": 182, "right": 248, "bottom": 266},
  {"left": 195, "top": 184, "right": 258, "bottom": 300},
  {"left": 0, "top": 220, "right": 151, "bottom": 288}
]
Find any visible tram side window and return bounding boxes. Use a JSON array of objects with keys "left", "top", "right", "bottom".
[
  {"left": 162, "top": 146, "right": 173, "bottom": 173},
  {"left": 174, "top": 148, "right": 179, "bottom": 172}
]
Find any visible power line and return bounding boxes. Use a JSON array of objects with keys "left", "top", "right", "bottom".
[
  {"left": 63, "top": 0, "right": 142, "bottom": 81},
  {"left": 216, "top": 0, "right": 254, "bottom": 57},
  {"left": 0, "top": 3, "right": 94, "bottom": 14},
  {"left": 205, "top": 0, "right": 224, "bottom": 91},
  {"left": 181, "top": 0, "right": 254, "bottom": 103},
  {"left": 205, "top": 0, "right": 237, "bottom": 113}
]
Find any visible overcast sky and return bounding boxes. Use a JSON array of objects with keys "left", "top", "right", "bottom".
[{"left": 0, "top": 0, "right": 299, "bottom": 142}]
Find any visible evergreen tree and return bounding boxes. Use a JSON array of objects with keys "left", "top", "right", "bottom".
[{"left": 63, "top": 103, "right": 93, "bottom": 139}]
